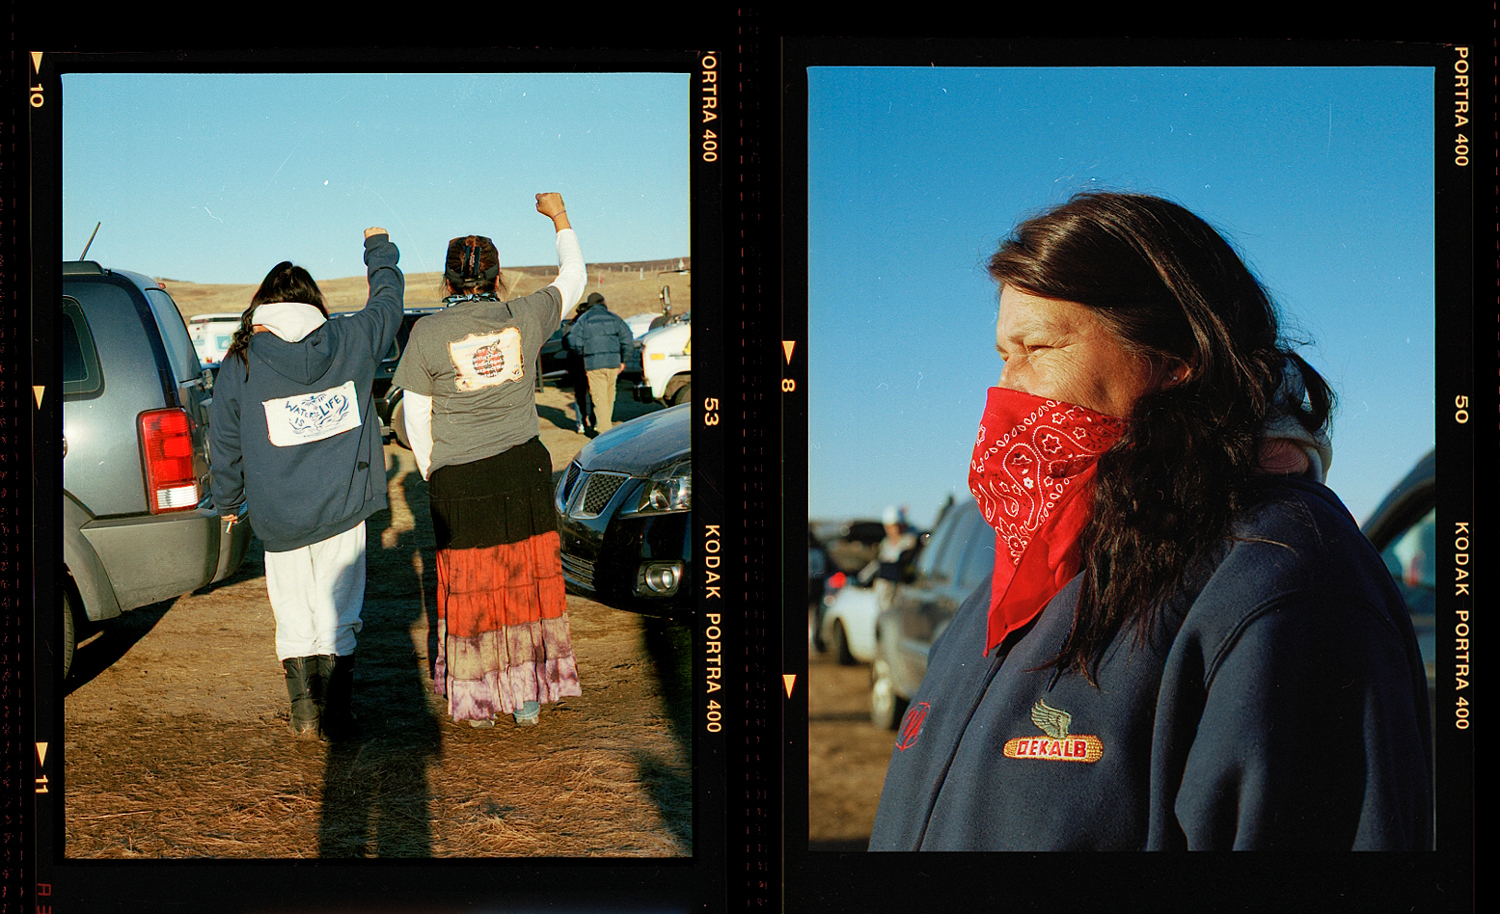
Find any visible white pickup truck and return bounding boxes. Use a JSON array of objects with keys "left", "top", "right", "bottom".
[{"left": 634, "top": 318, "right": 691, "bottom": 406}]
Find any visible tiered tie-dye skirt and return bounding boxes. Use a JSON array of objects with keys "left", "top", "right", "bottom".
[{"left": 428, "top": 437, "right": 581, "bottom": 722}]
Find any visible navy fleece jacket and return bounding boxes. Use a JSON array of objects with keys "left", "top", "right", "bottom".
[
  {"left": 869, "top": 477, "right": 1432, "bottom": 851},
  {"left": 567, "top": 304, "right": 634, "bottom": 370},
  {"left": 209, "top": 234, "right": 404, "bottom": 552}
]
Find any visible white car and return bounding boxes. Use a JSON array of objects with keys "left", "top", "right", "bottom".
[
  {"left": 819, "top": 577, "right": 881, "bottom": 665},
  {"left": 188, "top": 312, "right": 243, "bottom": 368}
]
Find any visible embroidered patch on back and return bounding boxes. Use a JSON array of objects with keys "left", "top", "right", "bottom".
[
  {"left": 896, "top": 702, "right": 930, "bottom": 751},
  {"left": 262, "top": 380, "right": 362, "bottom": 447},
  {"left": 1002, "top": 698, "right": 1104, "bottom": 763},
  {"left": 448, "top": 326, "right": 524, "bottom": 391}
]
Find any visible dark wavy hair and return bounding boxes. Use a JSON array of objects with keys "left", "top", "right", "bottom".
[
  {"left": 988, "top": 191, "right": 1334, "bottom": 681},
  {"left": 224, "top": 261, "right": 328, "bottom": 373}
]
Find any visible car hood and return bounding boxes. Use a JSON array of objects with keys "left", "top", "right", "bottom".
[{"left": 576, "top": 404, "right": 690, "bottom": 476}]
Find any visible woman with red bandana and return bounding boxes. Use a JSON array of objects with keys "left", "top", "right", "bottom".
[{"left": 869, "top": 192, "right": 1431, "bottom": 850}]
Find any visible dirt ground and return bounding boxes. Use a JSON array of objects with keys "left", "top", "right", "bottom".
[
  {"left": 62, "top": 384, "right": 692, "bottom": 859},
  {"left": 806, "top": 614, "right": 895, "bottom": 852}
]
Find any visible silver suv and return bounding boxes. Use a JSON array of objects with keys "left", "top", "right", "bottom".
[{"left": 60, "top": 262, "right": 253, "bottom": 678}]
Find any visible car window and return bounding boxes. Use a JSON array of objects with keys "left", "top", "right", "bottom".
[
  {"left": 955, "top": 511, "right": 997, "bottom": 593},
  {"left": 914, "top": 509, "right": 960, "bottom": 580},
  {"left": 930, "top": 501, "right": 990, "bottom": 588},
  {"left": 1380, "top": 506, "right": 1436, "bottom": 619},
  {"left": 145, "top": 287, "right": 203, "bottom": 382},
  {"left": 921, "top": 504, "right": 981, "bottom": 587},
  {"left": 62, "top": 297, "right": 104, "bottom": 398}
]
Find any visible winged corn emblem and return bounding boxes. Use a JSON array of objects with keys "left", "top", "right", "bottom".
[{"left": 1031, "top": 699, "right": 1072, "bottom": 739}]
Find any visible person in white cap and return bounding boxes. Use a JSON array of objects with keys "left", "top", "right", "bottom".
[{"left": 859, "top": 505, "right": 922, "bottom": 608}]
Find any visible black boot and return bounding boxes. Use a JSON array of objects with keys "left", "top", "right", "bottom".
[
  {"left": 282, "top": 657, "right": 322, "bottom": 739},
  {"left": 316, "top": 653, "right": 359, "bottom": 741}
]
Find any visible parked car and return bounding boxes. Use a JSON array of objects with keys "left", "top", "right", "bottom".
[
  {"left": 539, "top": 318, "right": 576, "bottom": 383},
  {"left": 819, "top": 574, "right": 881, "bottom": 666},
  {"left": 554, "top": 403, "right": 691, "bottom": 616},
  {"left": 632, "top": 317, "right": 691, "bottom": 407},
  {"left": 330, "top": 305, "right": 441, "bottom": 447},
  {"left": 1360, "top": 449, "right": 1436, "bottom": 704},
  {"left": 547, "top": 315, "right": 645, "bottom": 386},
  {"left": 871, "top": 497, "right": 994, "bottom": 729},
  {"left": 187, "top": 311, "right": 242, "bottom": 371},
  {"left": 61, "top": 261, "right": 254, "bottom": 678}
]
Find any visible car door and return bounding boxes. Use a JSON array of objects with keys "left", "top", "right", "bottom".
[
  {"left": 890, "top": 503, "right": 974, "bottom": 687},
  {"left": 938, "top": 510, "right": 996, "bottom": 645}
]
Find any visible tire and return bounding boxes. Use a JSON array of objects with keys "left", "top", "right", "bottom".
[
  {"left": 870, "top": 656, "right": 908, "bottom": 730},
  {"left": 830, "top": 619, "right": 856, "bottom": 666},
  {"left": 670, "top": 382, "right": 691, "bottom": 406},
  {"left": 390, "top": 398, "right": 411, "bottom": 450},
  {"left": 62, "top": 587, "right": 77, "bottom": 680}
]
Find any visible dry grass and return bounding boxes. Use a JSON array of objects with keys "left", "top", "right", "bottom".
[{"left": 163, "top": 259, "right": 691, "bottom": 322}]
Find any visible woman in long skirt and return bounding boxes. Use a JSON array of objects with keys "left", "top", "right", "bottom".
[{"left": 392, "top": 193, "right": 585, "bottom": 727}]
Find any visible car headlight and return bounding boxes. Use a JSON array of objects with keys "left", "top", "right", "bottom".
[{"left": 624, "top": 460, "right": 691, "bottom": 515}]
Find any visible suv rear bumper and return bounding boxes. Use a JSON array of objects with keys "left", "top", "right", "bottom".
[{"left": 77, "top": 505, "right": 253, "bottom": 617}]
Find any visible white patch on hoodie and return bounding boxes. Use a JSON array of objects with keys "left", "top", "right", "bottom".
[
  {"left": 263, "top": 380, "right": 362, "bottom": 447},
  {"left": 448, "top": 326, "right": 524, "bottom": 391}
]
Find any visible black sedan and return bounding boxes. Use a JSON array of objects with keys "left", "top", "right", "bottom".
[
  {"left": 554, "top": 404, "right": 691, "bottom": 616},
  {"left": 329, "top": 305, "right": 443, "bottom": 444}
]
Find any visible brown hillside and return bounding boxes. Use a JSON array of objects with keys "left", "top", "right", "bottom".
[{"left": 161, "top": 260, "right": 691, "bottom": 322}]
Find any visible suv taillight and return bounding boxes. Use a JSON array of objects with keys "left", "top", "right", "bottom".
[{"left": 139, "top": 408, "right": 201, "bottom": 513}]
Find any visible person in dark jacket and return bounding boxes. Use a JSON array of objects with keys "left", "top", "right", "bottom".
[
  {"left": 210, "top": 227, "right": 404, "bottom": 741},
  {"left": 566, "top": 291, "right": 634, "bottom": 432},
  {"left": 562, "top": 298, "right": 595, "bottom": 433},
  {"left": 869, "top": 192, "right": 1431, "bottom": 851}
]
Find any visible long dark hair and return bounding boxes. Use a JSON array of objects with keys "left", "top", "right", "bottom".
[
  {"left": 224, "top": 261, "right": 328, "bottom": 372},
  {"left": 988, "top": 191, "right": 1334, "bottom": 680}
]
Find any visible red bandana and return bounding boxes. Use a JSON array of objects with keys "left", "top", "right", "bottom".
[{"left": 967, "top": 387, "right": 1128, "bottom": 654}]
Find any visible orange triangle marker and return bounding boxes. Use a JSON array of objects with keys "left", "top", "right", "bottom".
[{"left": 782, "top": 674, "right": 797, "bottom": 697}]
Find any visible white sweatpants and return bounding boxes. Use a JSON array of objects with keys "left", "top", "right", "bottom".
[{"left": 264, "top": 522, "right": 367, "bottom": 660}]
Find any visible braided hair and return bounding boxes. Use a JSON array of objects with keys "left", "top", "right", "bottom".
[{"left": 443, "top": 235, "right": 506, "bottom": 299}]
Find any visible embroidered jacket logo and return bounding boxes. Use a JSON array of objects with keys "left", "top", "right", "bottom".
[
  {"left": 895, "top": 702, "right": 929, "bottom": 751},
  {"left": 1002, "top": 699, "right": 1104, "bottom": 763}
]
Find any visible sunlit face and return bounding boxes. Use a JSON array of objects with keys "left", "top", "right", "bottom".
[{"left": 994, "top": 285, "right": 1163, "bottom": 419}]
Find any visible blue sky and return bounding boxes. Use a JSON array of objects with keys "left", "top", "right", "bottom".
[
  {"left": 62, "top": 72, "right": 690, "bottom": 284},
  {"left": 807, "top": 66, "right": 1438, "bottom": 528}
]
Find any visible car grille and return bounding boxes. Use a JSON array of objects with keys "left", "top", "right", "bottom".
[
  {"left": 561, "top": 553, "right": 595, "bottom": 588},
  {"left": 557, "top": 461, "right": 633, "bottom": 519},
  {"left": 580, "top": 472, "right": 629, "bottom": 516}
]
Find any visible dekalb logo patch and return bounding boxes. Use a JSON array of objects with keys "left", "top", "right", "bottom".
[{"left": 1002, "top": 699, "right": 1104, "bottom": 763}]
